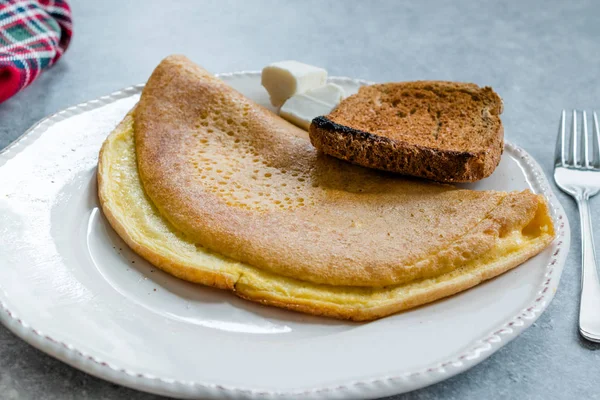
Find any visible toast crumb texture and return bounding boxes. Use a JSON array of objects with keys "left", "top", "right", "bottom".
[{"left": 309, "top": 81, "right": 504, "bottom": 182}]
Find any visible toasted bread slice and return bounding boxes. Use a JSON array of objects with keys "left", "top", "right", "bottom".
[{"left": 309, "top": 81, "right": 504, "bottom": 182}]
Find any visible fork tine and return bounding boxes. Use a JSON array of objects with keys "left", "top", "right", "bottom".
[
  {"left": 583, "top": 110, "right": 590, "bottom": 167},
  {"left": 555, "top": 110, "right": 566, "bottom": 166},
  {"left": 593, "top": 111, "right": 600, "bottom": 168},
  {"left": 573, "top": 109, "right": 579, "bottom": 166}
]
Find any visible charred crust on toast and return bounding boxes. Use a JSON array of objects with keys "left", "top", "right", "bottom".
[
  {"left": 311, "top": 116, "right": 478, "bottom": 158},
  {"left": 309, "top": 116, "right": 498, "bottom": 183}
]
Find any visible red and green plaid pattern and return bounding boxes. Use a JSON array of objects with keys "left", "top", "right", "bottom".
[{"left": 0, "top": 0, "right": 72, "bottom": 103}]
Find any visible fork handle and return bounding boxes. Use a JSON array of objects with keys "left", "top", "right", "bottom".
[{"left": 576, "top": 195, "right": 600, "bottom": 342}]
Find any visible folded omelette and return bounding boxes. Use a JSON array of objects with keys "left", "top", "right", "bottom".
[{"left": 97, "top": 55, "right": 555, "bottom": 321}]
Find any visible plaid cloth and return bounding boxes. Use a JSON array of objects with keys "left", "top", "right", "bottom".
[{"left": 0, "top": 0, "right": 72, "bottom": 103}]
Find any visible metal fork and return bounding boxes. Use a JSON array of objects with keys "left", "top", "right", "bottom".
[{"left": 554, "top": 110, "right": 600, "bottom": 342}]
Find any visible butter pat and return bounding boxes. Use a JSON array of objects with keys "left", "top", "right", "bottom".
[
  {"left": 280, "top": 83, "right": 345, "bottom": 130},
  {"left": 261, "top": 61, "right": 327, "bottom": 107}
]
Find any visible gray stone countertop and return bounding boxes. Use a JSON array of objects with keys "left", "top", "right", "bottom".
[{"left": 1, "top": 0, "right": 599, "bottom": 399}]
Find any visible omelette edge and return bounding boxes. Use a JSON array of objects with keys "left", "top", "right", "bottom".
[{"left": 97, "top": 112, "right": 555, "bottom": 321}]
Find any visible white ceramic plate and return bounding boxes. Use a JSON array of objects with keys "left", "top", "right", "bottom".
[{"left": 0, "top": 73, "right": 569, "bottom": 400}]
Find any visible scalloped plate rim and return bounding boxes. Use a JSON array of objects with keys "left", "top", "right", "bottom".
[{"left": 0, "top": 73, "right": 570, "bottom": 400}]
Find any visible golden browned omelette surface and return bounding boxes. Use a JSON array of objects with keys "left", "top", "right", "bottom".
[{"left": 134, "top": 55, "right": 549, "bottom": 288}]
